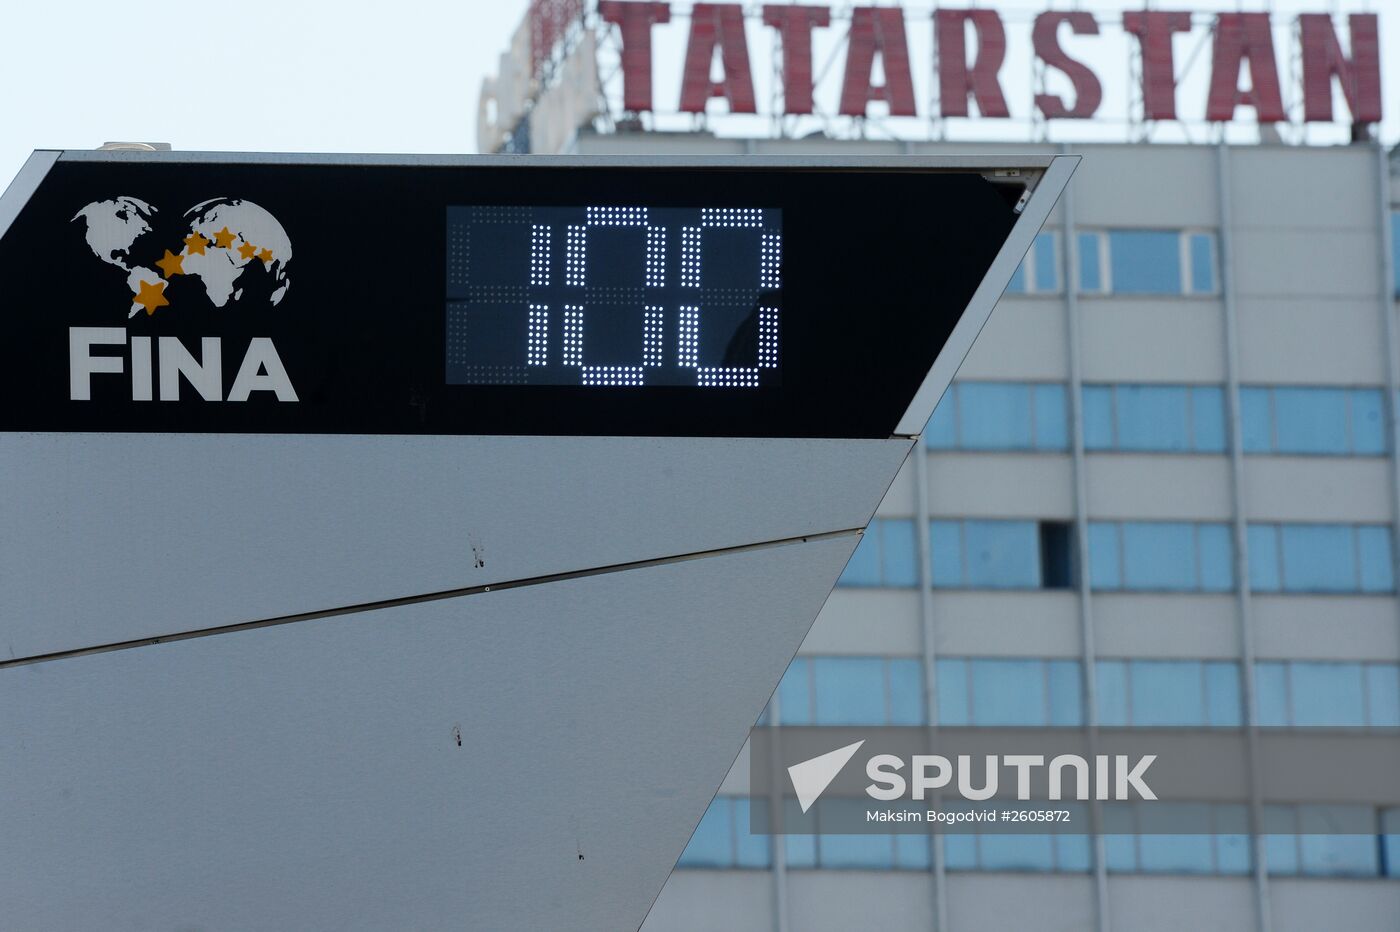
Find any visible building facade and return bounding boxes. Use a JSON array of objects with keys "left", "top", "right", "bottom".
[{"left": 553, "top": 133, "right": 1400, "bottom": 932}]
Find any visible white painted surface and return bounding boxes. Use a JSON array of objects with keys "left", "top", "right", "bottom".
[
  {"left": 0, "top": 433, "right": 908, "bottom": 661},
  {"left": 0, "top": 534, "right": 854, "bottom": 932}
]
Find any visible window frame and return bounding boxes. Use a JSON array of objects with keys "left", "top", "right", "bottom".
[{"left": 1076, "top": 228, "right": 1219, "bottom": 297}]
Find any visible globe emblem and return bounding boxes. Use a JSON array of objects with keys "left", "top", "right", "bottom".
[{"left": 72, "top": 196, "right": 293, "bottom": 316}]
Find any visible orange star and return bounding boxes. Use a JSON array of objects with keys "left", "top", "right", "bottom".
[
  {"left": 184, "top": 232, "right": 209, "bottom": 255},
  {"left": 213, "top": 226, "right": 237, "bottom": 249},
  {"left": 257, "top": 247, "right": 274, "bottom": 264},
  {"left": 132, "top": 279, "right": 169, "bottom": 316},
  {"left": 155, "top": 248, "right": 185, "bottom": 278},
  {"left": 237, "top": 241, "right": 258, "bottom": 260}
]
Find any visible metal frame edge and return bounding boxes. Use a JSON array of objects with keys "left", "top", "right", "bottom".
[{"left": 0, "top": 150, "right": 59, "bottom": 243}]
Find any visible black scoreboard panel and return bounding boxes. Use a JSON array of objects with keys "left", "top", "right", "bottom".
[
  {"left": 0, "top": 159, "right": 1022, "bottom": 438},
  {"left": 446, "top": 206, "right": 782, "bottom": 389}
]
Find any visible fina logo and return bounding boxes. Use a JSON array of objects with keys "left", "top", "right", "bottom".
[{"left": 68, "top": 196, "right": 298, "bottom": 402}]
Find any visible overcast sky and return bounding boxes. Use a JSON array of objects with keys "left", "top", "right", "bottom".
[{"left": 0, "top": 0, "right": 1394, "bottom": 188}]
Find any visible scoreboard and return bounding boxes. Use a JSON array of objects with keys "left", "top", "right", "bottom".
[{"left": 0, "top": 150, "right": 1074, "bottom": 932}]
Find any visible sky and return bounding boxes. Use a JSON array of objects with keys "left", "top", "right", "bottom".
[
  {"left": 0, "top": 0, "right": 531, "bottom": 184},
  {"left": 0, "top": 0, "right": 1396, "bottom": 189}
]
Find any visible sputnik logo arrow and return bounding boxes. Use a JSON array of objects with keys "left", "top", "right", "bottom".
[{"left": 788, "top": 740, "right": 865, "bottom": 813}]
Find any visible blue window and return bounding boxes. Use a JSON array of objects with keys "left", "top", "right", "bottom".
[
  {"left": 838, "top": 518, "right": 918, "bottom": 587},
  {"left": 943, "top": 832, "right": 978, "bottom": 870},
  {"left": 1297, "top": 808, "right": 1380, "bottom": 877},
  {"left": 1247, "top": 525, "right": 1282, "bottom": 592},
  {"left": 1214, "top": 805, "right": 1253, "bottom": 874},
  {"left": 1191, "top": 387, "right": 1227, "bottom": 452},
  {"left": 777, "top": 657, "right": 925, "bottom": 725},
  {"left": 1078, "top": 229, "right": 1217, "bottom": 295},
  {"left": 1255, "top": 661, "right": 1289, "bottom": 727},
  {"left": 1103, "top": 804, "right": 1251, "bottom": 874},
  {"left": 1108, "top": 230, "right": 1181, "bottom": 294},
  {"left": 1089, "top": 521, "right": 1233, "bottom": 592},
  {"left": 1047, "top": 660, "right": 1082, "bottom": 726},
  {"left": 1081, "top": 384, "right": 1226, "bottom": 453},
  {"left": 1096, "top": 660, "right": 1241, "bottom": 727},
  {"left": 1265, "top": 805, "right": 1380, "bottom": 877},
  {"left": 1081, "top": 385, "right": 1114, "bottom": 449},
  {"left": 894, "top": 832, "right": 931, "bottom": 870},
  {"left": 1392, "top": 211, "right": 1400, "bottom": 297},
  {"left": 1383, "top": 809, "right": 1400, "bottom": 877},
  {"left": 1352, "top": 390, "right": 1385, "bottom": 454},
  {"left": 1006, "top": 231, "right": 1059, "bottom": 295},
  {"left": 1096, "top": 660, "right": 1129, "bottom": 726},
  {"left": 944, "top": 828, "right": 1090, "bottom": 873},
  {"left": 960, "top": 383, "right": 1032, "bottom": 450},
  {"left": 1139, "top": 817, "right": 1214, "bottom": 874},
  {"left": 974, "top": 659, "right": 1051, "bottom": 726},
  {"left": 1240, "top": 387, "right": 1272, "bottom": 453},
  {"left": 1248, "top": 523, "right": 1394, "bottom": 594},
  {"left": 1116, "top": 386, "right": 1190, "bottom": 451},
  {"left": 678, "top": 797, "right": 771, "bottom": 869},
  {"left": 1253, "top": 661, "right": 1400, "bottom": 727},
  {"left": 938, "top": 658, "right": 1082, "bottom": 726},
  {"left": 1077, "top": 231, "right": 1102, "bottom": 292},
  {"left": 930, "top": 519, "right": 1045, "bottom": 589},
  {"left": 782, "top": 798, "right": 817, "bottom": 868},
  {"left": 979, "top": 833, "right": 1055, "bottom": 871},
  {"left": 925, "top": 382, "right": 1068, "bottom": 452},
  {"left": 1087, "top": 523, "right": 1121, "bottom": 590},
  {"left": 819, "top": 829, "right": 895, "bottom": 869},
  {"left": 929, "top": 520, "right": 963, "bottom": 587},
  {"left": 1289, "top": 662, "right": 1366, "bottom": 727},
  {"left": 1198, "top": 524, "right": 1234, "bottom": 591},
  {"left": 1204, "top": 661, "right": 1243, "bottom": 726},
  {"left": 936, "top": 658, "right": 969, "bottom": 725},
  {"left": 1367, "top": 664, "right": 1400, "bottom": 727},
  {"left": 925, "top": 390, "right": 957, "bottom": 447},
  {"left": 1122, "top": 522, "right": 1197, "bottom": 590},
  {"left": 1357, "top": 526, "right": 1395, "bottom": 593},
  {"left": 1238, "top": 386, "right": 1389, "bottom": 455},
  {"left": 813, "top": 657, "right": 887, "bottom": 725},
  {"left": 1033, "top": 385, "right": 1069, "bottom": 449},
  {"left": 786, "top": 799, "right": 930, "bottom": 871},
  {"left": 1131, "top": 661, "right": 1204, "bottom": 726},
  {"left": 1275, "top": 387, "right": 1349, "bottom": 454},
  {"left": 1188, "top": 233, "right": 1216, "bottom": 294},
  {"left": 964, "top": 520, "right": 1040, "bottom": 588}
]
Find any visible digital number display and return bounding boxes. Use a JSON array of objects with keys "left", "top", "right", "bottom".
[{"left": 446, "top": 206, "right": 782, "bottom": 388}]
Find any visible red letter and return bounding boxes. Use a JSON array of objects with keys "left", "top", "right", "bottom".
[
  {"left": 680, "top": 3, "right": 757, "bottom": 114},
  {"left": 1299, "top": 14, "right": 1381, "bottom": 124},
  {"left": 1123, "top": 11, "right": 1192, "bottom": 120},
  {"left": 840, "top": 7, "right": 916, "bottom": 117},
  {"left": 1206, "top": 13, "right": 1285, "bottom": 123},
  {"left": 762, "top": 5, "right": 830, "bottom": 115},
  {"left": 936, "top": 9, "right": 1009, "bottom": 118},
  {"left": 598, "top": 1, "right": 671, "bottom": 112},
  {"left": 1032, "top": 12, "right": 1101, "bottom": 119}
]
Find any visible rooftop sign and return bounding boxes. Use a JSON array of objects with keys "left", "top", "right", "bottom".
[{"left": 479, "top": 3, "right": 1384, "bottom": 153}]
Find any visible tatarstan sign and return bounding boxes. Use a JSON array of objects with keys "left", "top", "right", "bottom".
[
  {"left": 480, "top": 2, "right": 1385, "bottom": 152},
  {"left": 597, "top": 5, "right": 1380, "bottom": 123}
]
